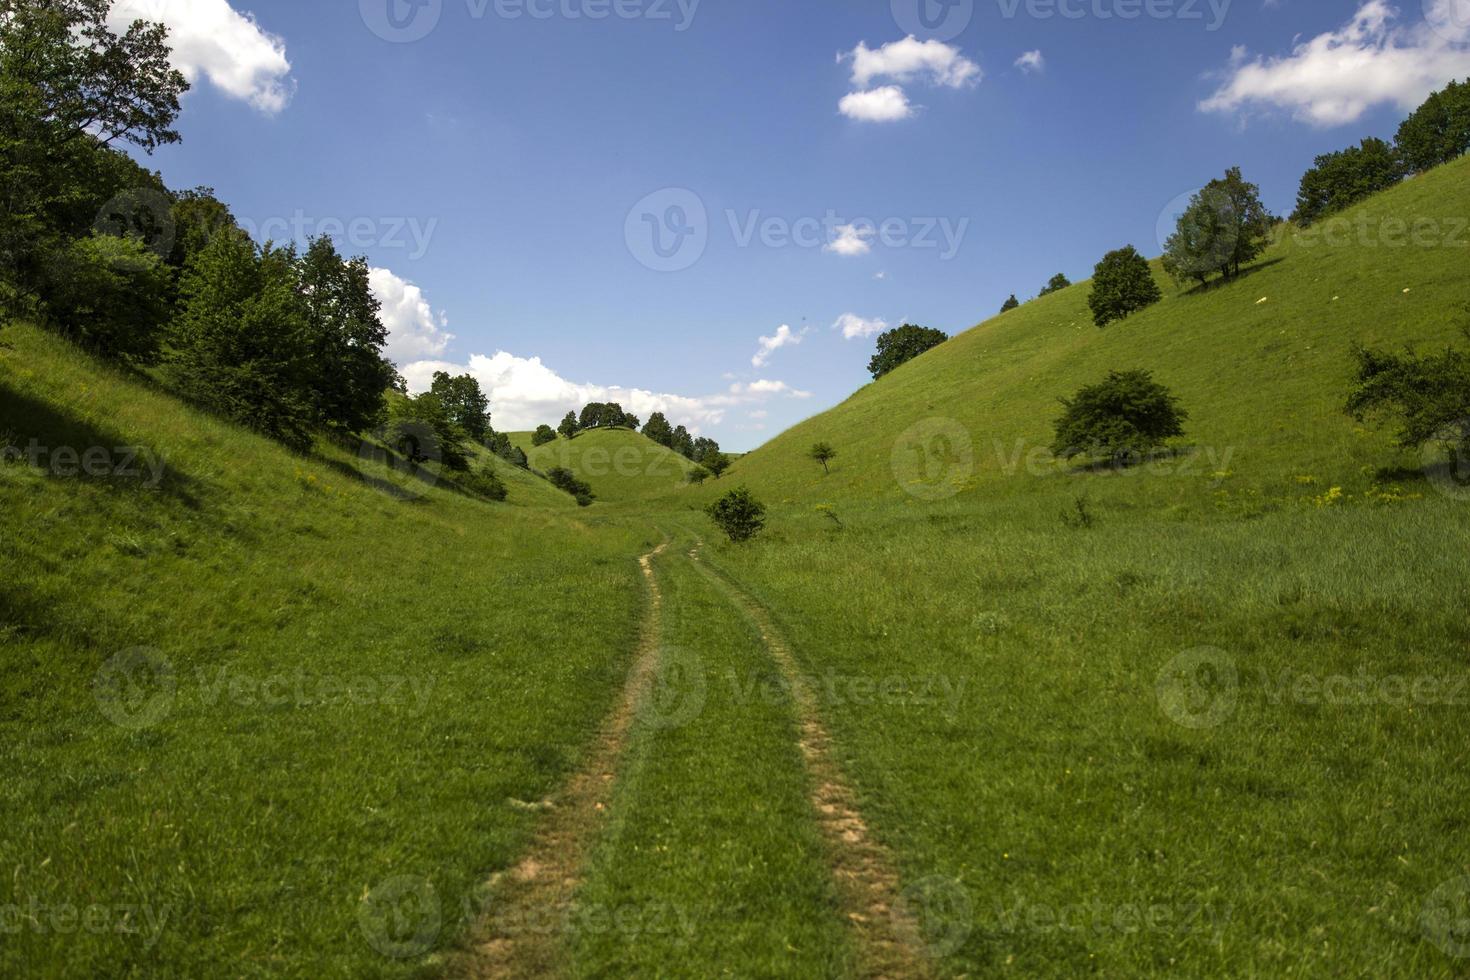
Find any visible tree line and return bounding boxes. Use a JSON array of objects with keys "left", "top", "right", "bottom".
[
  {"left": 0, "top": 0, "right": 526, "bottom": 496},
  {"left": 537, "top": 405, "right": 731, "bottom": 477}
]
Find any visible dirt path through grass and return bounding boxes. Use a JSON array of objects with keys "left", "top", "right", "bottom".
[
  {"left": 456, "top": 538, "right": 669, "bottom": 978},
  {"left": 688, "top": 540, "right": 934, "bottom": 980}
]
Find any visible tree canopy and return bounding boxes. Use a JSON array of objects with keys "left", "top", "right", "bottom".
[
  {"left": 1052, "top": 370, "right": 1188, "bottom": 464},
  {"left": 1087, "top": 246, "right": 1161, "bottom": 327},
  {"left": 1291, "top": 139, "right": 1405, "bottom": 226},
  {"left": 868, "top": 324, "right": 949, "bottom": 380}
]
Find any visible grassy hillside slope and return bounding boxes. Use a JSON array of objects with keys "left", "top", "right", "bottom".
[
  {"left": 666, "top": 157, "right": 1470, "bottom": 976},
  {"left": 723, "top": 155, "right": 1470, "bottom": 516},
  {"left": 512, "top": 428, "right": 702, "bottom": 505},
  {"left": 0, "top": 324, "right": 653, "bottom": 977}
]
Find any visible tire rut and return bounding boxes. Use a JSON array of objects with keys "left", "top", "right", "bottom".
[
  {"left": 686, "top": 542, "right": 935, "bottom": 980},
  {"left": 454, "top": 539, "right": 669, "bottom": 979}
]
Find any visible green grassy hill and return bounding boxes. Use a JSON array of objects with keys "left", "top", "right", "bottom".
[
  {"left": 511, "top": 427, "right": 703, "bottom": 505},
  {"left": 0, "top": 324, "right": 653, "bottom": 976},
  {"left": 722, "top": 154, "right": 1470, "bottom": 518},
  {"left": 664, "top": 157, "right": 1470, "bottom": 975}
]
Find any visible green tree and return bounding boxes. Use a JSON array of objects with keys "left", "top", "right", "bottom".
[
  {"left": 169, "top": 232, "right": 317, "bottom": 451},
  {"left": 690, "top": 436, "right": 721, "bottom": 463},
  {"left": 1395, "top": 79, "right": 1470, "bottom": 174},
  {"left": 705, "top": 486, "right": 767, "bottom": 543},
  {"left": 703, "top": 451, "right": 731, "bottom": 478},
  {"left": 1052, "top": 370, "right": 1188, "bottom": 465},
  {"left": 41, "top": 234, "right": 170, "bottom": 362},
  {"left": 1291, "top": 138, "right": 1405, "bottom": 226},
  {"left": 0, "top": 0, "right": 188, "bottom": 296},
  {"left": 532, "top": 425, "right": 558, "bottom": 447},
  {"left": 558, "top": 411, "right": 580, "bottom": 440},
  {"left": 386, "top": 391, "right": 471, "bottom": 473},
  {"left": 670, "top": 425, "right": 695, "bottom": 459},
  {"left": 1347, "top": 326, "right": 1470, "bottom": 465},
  {"left": 1001, "top": 294, "right": 1020, "bottom": 313},
  {"left": 642, "top": 412, "right": 674, "bottom": 447},
  {"left": 1039, "top": 273, "right": 1071, "bottom": 296},
  {"left": 1087, "top": 246, "right": 1162, "bottom": 327},
  {"left": 867, "top": 324, "right": 949, "bottom": 380},
  {"left": 169, "top": 187, "right": 237, "bottom": 269},
  {"left": 299, "top": 237, "right": 394, "bottom": 435},
  {"left": 430, "top": 371, "right": 491, "bottom": 443},
  {"left": 579, "top": 403, "right": 605, "bottom": 430},
  {"left": 1162, "top": 168, "right": 1272, "bottom": 287},
  {"left": 809, "top": 442, "right": 837, "bottom": 474}
]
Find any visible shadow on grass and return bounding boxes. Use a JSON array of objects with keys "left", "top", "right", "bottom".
[
  {"left": 1066, "top": 445, "right": 1198, "bottom": 475},
  {"left": 1175, "top": 258, "right": 1287, "bottom": 298},
  {"left": 0, "top": 382, "right": 204, "bottom": 507}
]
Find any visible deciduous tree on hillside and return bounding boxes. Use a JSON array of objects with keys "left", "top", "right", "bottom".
[
  {"left": 430, "top": 371, "right": 491, "bottom": 443},
  {"left": 1395, "top": 79, "right": 1470, "bottom": 174},
  {"left": 1291, "top": 139, "right": 1405, "bottom": 226},
  {"left": 1087, "top": 246, "right": 1161, "bottom": 327},
  {"left": 867, "top": 324, "right": 949, "bottom": 380},
  {"left": 1039, "top": 273, "right": 1071, "bottom": 296},
  {"left": 1051, "top": 370, "right": 1188, "bottom": 465}
]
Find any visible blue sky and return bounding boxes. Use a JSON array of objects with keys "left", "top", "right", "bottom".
[{"left": 120, "top": 0, "right": 1470, "bottom": 448}]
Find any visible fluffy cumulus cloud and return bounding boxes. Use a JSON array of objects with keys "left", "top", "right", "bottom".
[
  {"left": 752, "top": 324, "right": 807, "bottom": 367},
  {"left": 845, "top": 37, "right": 982, "bottom": 89},
  {"left": 398, "top": 353, "right": 813, "bottom": 433},
  {"left": 833, "top": 313, "right": 888, "bottom": 340},
  {"left": 1200, "top": 1, "right": 1470, "bottom": 126},
  {"left": 1015, "top": 50, "right": 1045, "bottom": 74},
  {"left": 824, "top": 223, "right": 875, "bottom": 256},
  {"left": 838, "top": 37, "right": 981, "bottom": 123},
  {"left": 369, "top": 268, "right": 455, "bottom": 365},
  {"left": 110, "top": 0, "right": 295, "bottom": 113},
  {"left": 839, "top": 85, "right": 914, "bottom": 122}
]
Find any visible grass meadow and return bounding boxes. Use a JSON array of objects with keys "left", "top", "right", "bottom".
[{"left": 4, "top": 156, "right": 1470, "bottom": 977}]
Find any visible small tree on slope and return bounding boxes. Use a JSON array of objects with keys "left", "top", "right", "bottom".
[
  {"left": 1087, "top": 246, "right": 1162, "bottom": 328},
  {"left": 1052, "top": 370, "right": 1188, "bottom": 465},
  {"left": 706, "top": 487, "right": 767, "bottom": 543}
]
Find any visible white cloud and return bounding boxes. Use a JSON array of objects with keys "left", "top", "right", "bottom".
[
  {"left": 1200, "top": 1, "right": 1470, "bottom": 126},
  {"left": 110, "top": 0, "right": 295, "bottom": 114},
  {"left": 752, "top": 324, "right": 806, "bottom": 368},
  {"left": 825, "top": 223, "right": 875, "bottom": 256},
  {"left": 731, "top": 380, "right": 813, "bottom": 398},
  {"left": 833, "top": 313, "right": 888, "bottom": 340},
  {"left": 839, "top": 86, "right": 914, "bottom": 122},
  {"left": 399, "top": 354, "right": 812, "bottom": 433},
  {"left": 844, "top": 37, "right": 982, "bottom": 89},
  {"left": 369, "top": 268, "right": 454, "bottom": 365},
  {"left": 1015, "top": 50, "right": 1045, "bottom": 74}
]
